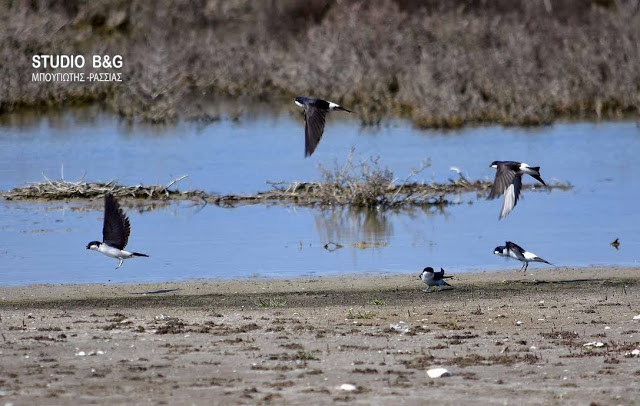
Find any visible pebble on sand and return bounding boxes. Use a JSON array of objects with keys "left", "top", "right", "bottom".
[{"left": 339, "top": 384, "right": 357, "bottom": 391}]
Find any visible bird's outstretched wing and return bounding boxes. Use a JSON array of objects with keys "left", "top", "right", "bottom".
[
  {"left": 488, "top": 164, "right": 517, "bottom": 200},
  {"left": 304, "top": 104, "right": 327, "bottom": 157},
  {"left": 102, "top": 194, "right": 130, "bottom": 250},
  {"left": 499, "top": 175, "right": 522, "bottom": 218}
]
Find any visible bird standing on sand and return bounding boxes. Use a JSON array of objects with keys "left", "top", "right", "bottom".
[
  {"left": 294, "top": 96, "right": 351, "bottom": 157},
  {"left": 86, "top": 193, "right": 148, "bottom": 269},
  {"left": 419, "top": 267, "right": 453, "bottom": 292},
  {"left": 488, "top": 161, "right": 547, "bottom": 219},
  {"left": 493, "top": 241, "right": 551, "bottom": 272}
]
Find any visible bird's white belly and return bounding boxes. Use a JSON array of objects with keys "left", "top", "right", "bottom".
[
  {"left": 98, "top": 245, "right": 132, "bottom": 259},
  {"left": 422, "top": 275, "right": 442, "bottom": 287}
]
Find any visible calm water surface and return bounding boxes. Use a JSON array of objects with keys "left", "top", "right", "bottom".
[{"left": 0, "top": 109, "right": 638, "bottom": 285}]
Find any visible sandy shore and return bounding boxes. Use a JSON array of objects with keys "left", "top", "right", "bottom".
[{"left": 1, "top": 267, "right": 639, "bottom": 405}]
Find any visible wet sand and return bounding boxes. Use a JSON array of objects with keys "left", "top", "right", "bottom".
[{"left": 1, "top": 267, "right": 639, "bottom": 405}]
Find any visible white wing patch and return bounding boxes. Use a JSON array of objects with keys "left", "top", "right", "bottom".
[
  {"left": 501, "top": 183, "right": 516, "bottom": 218},
  {"left": 508, "top": 249, "right": 522, "bottom": 261}
]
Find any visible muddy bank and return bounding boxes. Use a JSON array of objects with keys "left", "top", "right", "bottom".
[
  {"left": 1, "top": 0, "right": 639, "bottom": 125},
  {"left": 1, "top": 267, "right": 639, "bottom": 404}
]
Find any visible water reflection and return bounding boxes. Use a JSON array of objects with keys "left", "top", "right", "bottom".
[
  {"left": 0, "top": 106, "right": 100, "bottom": 130},
  {"left": 314, "top": 207, "right": 393, "bottom": 243},
  {"left": 313, "top": 204, "right": 452, "bottom": 245}
]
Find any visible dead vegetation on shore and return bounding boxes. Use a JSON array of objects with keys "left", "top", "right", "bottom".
[
  {"left": 0, "top": 155, "right": 572, "bottom": 209},
  {"left": 1, "top": 174, "right": 199, "bottom": 201},
  {"left": 1, "top": 0, "right": 639, "bottom": 125}
]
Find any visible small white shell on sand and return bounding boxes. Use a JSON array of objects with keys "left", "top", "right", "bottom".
[
  {"left": 75, "top": 351, "right": 86, "bottom": 356},
  {"left": 339, "top": 384, "right": 357, "bottom": 391},
  {"left": 633, "top": 314, "right": 640, "bottom": 320},
  {"left": 427, "top": 368, "right": 452, "bottom": 378},
  {"left": 583, "top": 342, "right": 605, "bottom": 347},
  {"left": 389, "top": 322, "right": 410, "bottom": 335},
  {"left": 632, "top": 349, "right": 640, "bottom": 356}
]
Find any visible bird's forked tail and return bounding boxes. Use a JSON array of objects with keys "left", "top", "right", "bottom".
[
  {"left": 529, "top": 167, "right": 547, "bottom": 186},
  {"left": 535, "top": 256, "right": 552, "bottom": 265},
  {"left": 333, "top": 106, "right": 351, "bottom": 113}
]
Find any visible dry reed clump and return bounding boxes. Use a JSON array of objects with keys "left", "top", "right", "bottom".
[
  {"left": 0, "top": 0, "right": 639, "bottom": 125},
  {"left": 315, "top": 151, "right": 396, "bottom": 207}
]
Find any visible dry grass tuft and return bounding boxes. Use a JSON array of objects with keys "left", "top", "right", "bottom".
[{"left": 315, "top": 149, "right": 397, "bottom": 207}]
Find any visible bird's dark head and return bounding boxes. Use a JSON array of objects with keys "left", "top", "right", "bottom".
[
  {"left": 493, "top": 246, "right": 504, "bottom": 255},
  {"left": 419, "top": 267, "right": 434, "bottom": 279},
  {"left": 294, "top": 97, "right": 306, "bottom": 108},
  {"left": 87, "top": 241, "right": 101, "bottom": 250},
  {"left": 490, "top": 161, "right": 499, "bottom": 168}
]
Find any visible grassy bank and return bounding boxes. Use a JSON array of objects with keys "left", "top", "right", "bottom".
[{"left": 1, "top": 0, "right": 639, "bottom": 125}]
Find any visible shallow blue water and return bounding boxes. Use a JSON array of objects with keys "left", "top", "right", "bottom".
[{"left": 0, "top": 110, "right": 638, "bottom": 285}]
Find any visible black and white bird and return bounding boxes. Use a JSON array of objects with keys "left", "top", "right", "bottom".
[
  {"left": 294, "top": 96, "right": 351, "bottom": 157},
  {"left": 488, "top": 161, "right": 547, "bottom": 219},
  {"left": 419, "top": 267, "right": 453, "bottom": 292},
  {"left": 493, "top": 241, "right": 551, "bottom": 272},
  {"left": 86, "top": 193, "right": 148, "bottom": 269}
]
